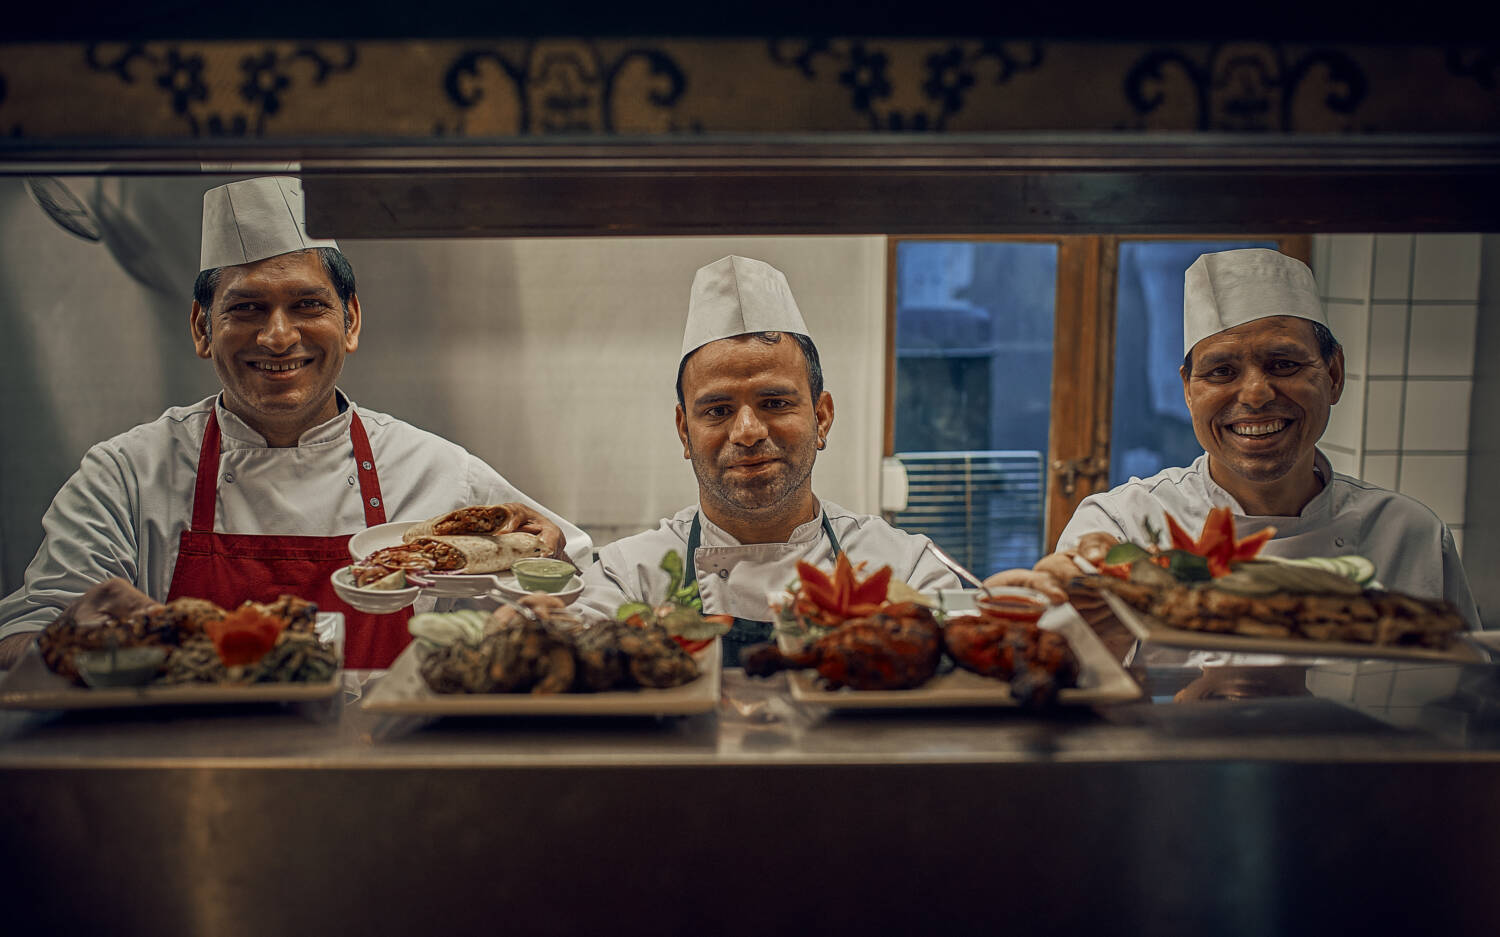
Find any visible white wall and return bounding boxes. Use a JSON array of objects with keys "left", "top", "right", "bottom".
[
  {"left": 1312, "top": 233, "right": 1482, "bottom": 556},
  {"left": 338, "top": 236, "right": 888, "bottom": 545},
  {"left": 0, "top": 178, "right": 218, "bottom": 593}
]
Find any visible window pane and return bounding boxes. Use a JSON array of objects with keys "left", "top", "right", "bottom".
[
  {"left": 891, "top": 241, "right": 1057, "bottom": 572},
  {"left": 1108, "top": 239, "right": 1278, "bottom": 488}
]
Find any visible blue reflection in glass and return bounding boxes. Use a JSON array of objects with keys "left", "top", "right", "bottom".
[
  {"left": 1109, "top": 240, "right": 1277, "bottom": 489},
  {"left": 893, "top": 241, "right": 1057, "bottom": 571}
]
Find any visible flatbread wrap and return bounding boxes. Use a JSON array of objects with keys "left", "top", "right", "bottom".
[
  {"left": 402, "top": 505, "right": 525, "bottom": 542},
  {"left": 352, "top": 532, "right": 548, "bottom": 586}
]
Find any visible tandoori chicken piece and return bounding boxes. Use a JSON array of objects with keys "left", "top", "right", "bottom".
[
  {"left": 944, "top": 613, "right": 1080, "bottom": 707},
  {"left": 742, "top": 602, "right": 942, "bottom": 690}
]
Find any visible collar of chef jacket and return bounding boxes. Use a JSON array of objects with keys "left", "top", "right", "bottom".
[
  {"left": 1192, "top": 449, "right": 1342, "bottom": 550},
  {"left": 212, "top": 389, "right": 355, "bottom": 448},
  {"left": 691, "top": 506, "right": 835, "bottom": 621}
]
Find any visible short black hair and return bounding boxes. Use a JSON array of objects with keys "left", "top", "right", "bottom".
[
  {"left": 193, "top": 247, "right": 357, "bottom": 334},
  {"left": 675, "top": 331, "right": 824, "bottom": 408},
  {"left": 1182, "top": 319, "right": 1340, "bottom": 373}
]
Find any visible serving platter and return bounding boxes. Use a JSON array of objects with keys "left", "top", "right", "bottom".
[
  {"left": 0, "top": 613, "right": 345, "bottom": 710},
  {"left": 1098, "top": 589, "right": 1486, "bottom": 664},
  {"left": 773, "top": 590, "right": 1141, "bottom": 708},
  {"left": 342, "top": 521, "right": 583, "bottom": 610},
  {"left": 360, "top": 638, "right": 721, "bottom": 716},
  {"left": 347, "top": 520, "right": 420, "bottom": 560}
]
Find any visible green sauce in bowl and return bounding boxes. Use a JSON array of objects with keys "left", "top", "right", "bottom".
[{"left": 511, "top": 558, "right": 577, "bottom": 593}]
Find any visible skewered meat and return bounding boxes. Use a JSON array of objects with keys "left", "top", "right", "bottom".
[
  {"left": 612, "top": 622, "right": 699, "bottom": 688},
  {"left": 417, "top": 610, "right": 700, "bottom": 695},
  {"left": 572, "top": 623, "right": 628, "bottom": 691},
  {"left": 37, "top": 579, "right": 333, "bottom": 685},
  {"left": 742, "top": 602, "right": 942, "bottom": 690},
  {"left": 1090, "top": 573, "right": 1465, "bottom": 648},
  {"left": 492, "top": 615, "right": 578, "bottom": 694}
]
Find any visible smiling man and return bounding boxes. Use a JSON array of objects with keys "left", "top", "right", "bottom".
[
  {"left": 580, "top": 255, "right": 960, "bottom": 665},
  {"left": 990, "top": 248, "right": 1479, "bottom": 628},
  {"left": 0, "top": 177, "right": 589, "bottom": 668}
]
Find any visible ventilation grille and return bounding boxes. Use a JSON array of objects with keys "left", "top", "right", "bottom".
[{"left": 892, "top": 450, "right": 1045, "bottom": 575}]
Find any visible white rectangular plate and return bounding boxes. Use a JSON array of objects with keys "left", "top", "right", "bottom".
[
  {"left": 360, "top": 639, "right": 722, "bottom": 716},
  {"left": 0, "top": 612, "right": 345, "bottom": 710},
  {"left": 779, "top": 594, "right": 1141, "bottom": 708},
  {"left": 1099, "top": 589, "right": 1485, "bottom": 664}
]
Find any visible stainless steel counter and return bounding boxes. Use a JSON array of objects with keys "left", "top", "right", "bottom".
[{"left": 5, "top": 666, "right": 1500, "bottom": 937}]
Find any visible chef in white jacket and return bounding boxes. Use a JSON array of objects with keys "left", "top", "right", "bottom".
[
  {"left": 0, "top": 176, "right": 590, "bottom": 669},
  {"left": 988, "top": 248, "right": 1480, "bottom": 629},
  {"left": 580, "top": 255, "right": 960, "bottom": 665}
]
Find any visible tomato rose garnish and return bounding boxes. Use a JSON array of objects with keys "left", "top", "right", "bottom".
[
  {"left": 794, "top": 553, "right": 892, "bottom": 625},
  {"left": 1164, "top": 506, "right": 1275, "bottom": 578}
]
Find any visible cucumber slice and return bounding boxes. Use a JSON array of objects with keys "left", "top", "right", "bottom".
[
  {"left": 1334, "top": 555, "right": 1376, "bottom": 584},
  {"left": 1263, "top": 554, "right": 1377, "bottom": 586}
]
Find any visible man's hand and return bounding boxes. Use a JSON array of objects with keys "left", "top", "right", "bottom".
[
  {"left": 0, "top": 632, "right": 36, "bottom": 669},
  {"left": 982, "top": 532, "right": 1122, "bottom": 606},
  {"left": 982, "top": 568, "right": 1069, "bottom": 605},
  {"left": 486, "top": 593, "right": 568, "bottom": 633},
  {"left": 502, "top": 503, "right": 567, "bottom": 561},
  {"left": 54, "top": 577, "right": 158, "bottom": 627}
]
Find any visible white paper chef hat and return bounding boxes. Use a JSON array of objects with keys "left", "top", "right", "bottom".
[
  {"left": 1183, "top": 248, "right": 1328, "bottom": 354},
  {"left": 681, "top": 255, "right": 810, "bottom": 361},
  {"left": 199, "top": 176, "right": 339, "bottom": 272}
]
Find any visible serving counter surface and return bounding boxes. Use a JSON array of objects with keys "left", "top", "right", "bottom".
[{"left": 5, "top": 665, "right": 1500, "bottom": 937}]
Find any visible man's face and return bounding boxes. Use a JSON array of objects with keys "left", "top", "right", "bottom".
[
  {"left": 675, "top": 336, "right": 834, "bottom": 520},
  {"left": 1181, "top": 315, "right": 1344, "bottom": 487},
  {"left": 190, "top": 250, "right": 360, "bottom": 441}
]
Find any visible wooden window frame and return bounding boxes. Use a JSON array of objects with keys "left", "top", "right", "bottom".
[{"left": 885, "top": 234, "right": 1310, "bottom": 556}]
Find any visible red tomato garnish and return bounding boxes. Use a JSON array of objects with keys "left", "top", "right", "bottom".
[
  {"left": 204, "top": 606, "right": 287, "bottom": 667},
  {"left": 1163, "top": 507, "right": 1276, "bottom": 578},
  {"left": 794, "top": 554, "right": 893, "bottom": 624},
  {"left": 672, "top": 636, "right": 713, "bottom": 654}
]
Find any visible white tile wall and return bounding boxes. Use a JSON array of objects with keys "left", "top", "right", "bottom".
[
  {"left": 1324, "top": 235, "right": 1374, "bottom": 299},
  {"left": 1412, "top": 234, "right": 1482, "bottom": 301},
  {"left": 1323, "top": 375, "right": 1365, "bottom": 450},
  {"left": 1361, "top": 453, "right": 1399, "bottom": 489},
  {"left": 1398, "top": 455, "right": 1468, "bottom": 524},
  {"left": 1366, "top": 303, "right": 1409, "bottom": 376},
  {"left": 1362, "top": 380, "right": 1404, "bottom": 451},
  {"left": 1324, "top": 448, "right": 1360, "bottom": 477},
  {"left": 1406, "top": 304, "right": 1478, "bottom": 376},
  {"left": 1311, "top": 233, "right": 1481, "bottom": 539},
  {"left": 1312, "top": 236, "right": 1331, "bottom": 285},
  {"left": 1324, "top": 301, "right": 1368, "bottom": 376},
  {"left": 1400, "top": 381, "right": 1472, "bottom": 451},
  {"left": 1372, "top": 234, "right": 1413, "bottom": 301}
]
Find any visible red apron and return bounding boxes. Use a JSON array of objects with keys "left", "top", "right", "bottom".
[{"left": 166, "top": 410, "right": 413, "bottom": 669}]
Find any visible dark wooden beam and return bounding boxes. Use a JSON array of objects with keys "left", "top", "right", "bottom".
[
  {"left": 302, "top": 167, "right": 1500, "bottom": 237},
  {"left": 3, "top": 136, "right": 1497, "bottom": 235}
]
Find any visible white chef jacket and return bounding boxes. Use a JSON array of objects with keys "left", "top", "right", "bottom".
[
  {"left": 579, "top": 499, "right": 961, "bottom": 622},
  {"left": 0, "top": 392, "right": 592, "bottom": 640},
  {"left": 1058, "top": 451, "right": 1481, "bottom": 629}
]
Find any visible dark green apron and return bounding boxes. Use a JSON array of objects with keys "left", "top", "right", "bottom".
[{"left": 685, "top": 511, "right": 843, "bottom": 667}]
